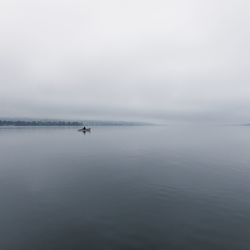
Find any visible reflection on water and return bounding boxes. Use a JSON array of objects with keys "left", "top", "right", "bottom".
[
  {"left": 79, "top": 130, "right": 91, "bottom": 135},
  {"left": 0, "top": 125, "right": 250, "bottom": 250}
]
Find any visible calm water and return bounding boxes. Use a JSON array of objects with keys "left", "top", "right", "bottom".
[{"left": 0, "top": 125, "right": 250, "bottom": 250}]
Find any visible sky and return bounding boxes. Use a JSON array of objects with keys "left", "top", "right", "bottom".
[{"left": 0, "top": 0, "right": 249, "bottom": 122}]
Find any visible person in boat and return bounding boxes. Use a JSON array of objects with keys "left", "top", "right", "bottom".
[{"left": 83, "top": 126, "right": 86, "bottom": 130}]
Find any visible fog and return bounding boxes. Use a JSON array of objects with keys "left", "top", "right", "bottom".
[{"left": 0, "top": 0, "right": 249, "bottom": 122}]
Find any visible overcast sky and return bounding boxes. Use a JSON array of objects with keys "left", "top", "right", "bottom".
[{"left": 0, "top": 0, "right": 249, "bottom": 122}]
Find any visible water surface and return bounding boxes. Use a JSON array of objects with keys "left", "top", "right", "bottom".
[{"left": 0, "top": 125, "right": 250, "bottom": 250}]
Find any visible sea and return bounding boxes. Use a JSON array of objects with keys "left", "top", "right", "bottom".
[{"left": 0, "top": 125, "right": 250, "bottom": 250}]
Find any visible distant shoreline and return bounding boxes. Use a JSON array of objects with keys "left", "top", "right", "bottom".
[{"left": 0, "top": 120, "right": 150, "bottom": 127}]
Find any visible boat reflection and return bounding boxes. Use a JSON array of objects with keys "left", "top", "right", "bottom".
[{"left": 78, "top": 127, "right": 91, "bottom": 134}]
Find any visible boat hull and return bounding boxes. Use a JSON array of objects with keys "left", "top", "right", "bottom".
[{"left": 78, "top": 128, "right": 91, "bottom": 132}]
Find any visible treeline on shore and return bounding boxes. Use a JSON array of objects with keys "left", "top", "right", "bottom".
[
  {"left": 0, "top": 120, "right": 83, "bottom": 126},
  {"left": 0, "top": 119, "right": 150, "bottom": 127}
]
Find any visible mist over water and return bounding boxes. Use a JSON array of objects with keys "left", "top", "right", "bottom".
[
  {"left": 1, "top": 125, "right": 250, "bottom": 250},
  {"left": 1, "top": 0, "right": 250, "bottom": 122},
  {"left": 1, "top": 1, "right": 250, "bottom": 248}
]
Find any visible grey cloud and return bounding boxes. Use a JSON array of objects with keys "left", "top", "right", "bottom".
[{"left": 0, "top": 0, "right": 250, "bottom": 122}]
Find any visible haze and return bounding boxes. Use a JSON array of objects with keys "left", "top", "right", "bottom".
[{"left": 0, "top": 0, "right": 249, "bottom": 122}]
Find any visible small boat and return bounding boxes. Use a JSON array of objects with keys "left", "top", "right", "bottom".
[{"left": 78, "top": 127, "right": 91, "bottom": 132}]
